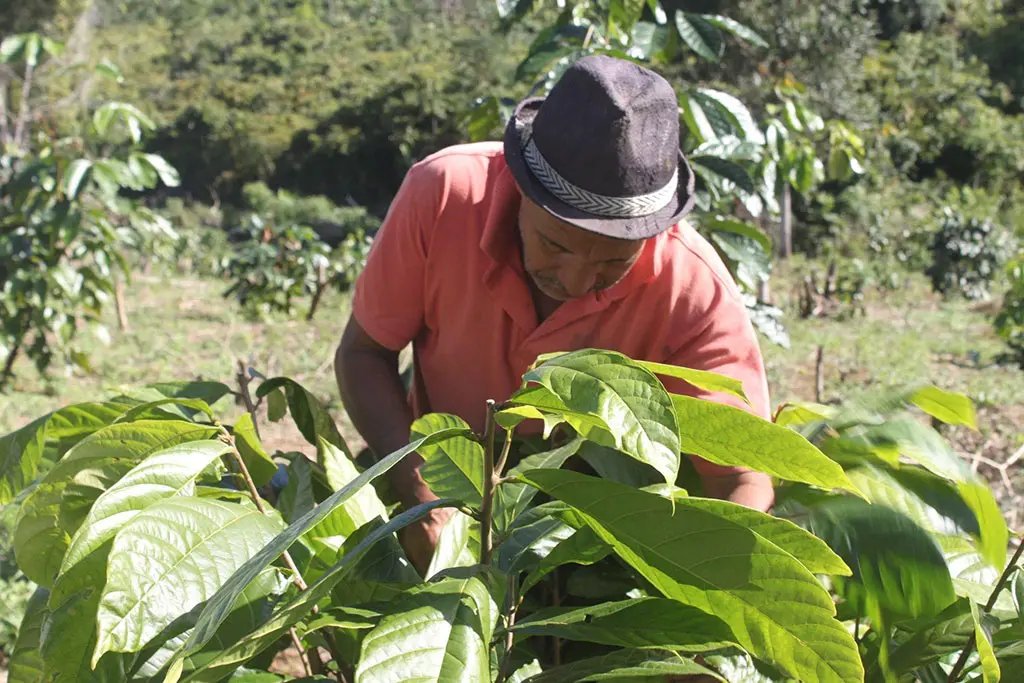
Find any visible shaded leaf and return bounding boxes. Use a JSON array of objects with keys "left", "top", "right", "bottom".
[
  {"left": 232, "top": 414, "right": 277, "bottom": 488},
  {"left": 519, "top": 469, "right": 863, "bottom": 683},
  {"left": 521, "top": 525, "right": 610, "bottom": 593},
  {"left": 674, "top": 12, "right": 722, "bottom": 61},
  {"left": 255, "top": 378, "right": 348, "bottom": 455},
  {"left": 494, "top": 437, "right": 582, "bottom": 534},
  {"left": 523, "top": 648, "right": 723, "bottom": 682},
  {"left": 7, "top": 587, "right": 49, "bottom": 683},
  {"left": 512, "top": 598, "right": 735, "bottom": 652},
  {"left": 700, "top": 14, "right": 769, "bottom": 48}
]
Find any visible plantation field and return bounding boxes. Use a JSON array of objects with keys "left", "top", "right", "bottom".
[{"left": 2, "top": 265, "right": 1022, "bottom": 522}]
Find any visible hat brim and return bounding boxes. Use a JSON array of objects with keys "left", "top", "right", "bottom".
[{"left": 503, "top": 98, "right": 696, "bottom": 240}]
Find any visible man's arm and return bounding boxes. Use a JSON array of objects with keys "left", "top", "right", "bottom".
[
  {"left": 334, "top": 316, "right": 449, "bottom": 572},
  {"left": 701, "top": 470, "right": 774, "bottom": 511}
]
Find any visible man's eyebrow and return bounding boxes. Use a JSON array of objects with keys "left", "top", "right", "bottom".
[{"left": 539, "top": 230, "right": 573, "bottom": 252}]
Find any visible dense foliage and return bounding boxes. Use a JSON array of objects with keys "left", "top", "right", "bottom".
[{"left": 0, "top": 350, "right": 1018, "bottom": 682}]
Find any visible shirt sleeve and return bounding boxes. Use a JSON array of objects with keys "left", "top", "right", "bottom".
[
  {"left": 352, "top": 161, "right": 439, "bottom": 351},
  {"left": 663, "top": 277, "right": 771, "bottom": 478}
]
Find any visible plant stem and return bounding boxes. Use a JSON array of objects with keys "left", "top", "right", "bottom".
[
  {"left": 947, "top": 535, "right": 1024, "bottom": 682},
  {"left": 496, "top": 574, "right": 521, "bottom": 683},
  {"left": 495, "top": 427, "right": 513, "bottom": 477},
  {"left": 229, "top": 365, "right": 347, "bottom": 680},
  {"left": 1, "top": 339, "right": 21, "bottom": 388},
  {"left": 480, "top": 399, "right": 497, "bottom": 566}
]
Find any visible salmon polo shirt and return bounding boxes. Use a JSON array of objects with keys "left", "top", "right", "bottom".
[{"left": 352, "top": 142, "right": 770, "bottom": 477}]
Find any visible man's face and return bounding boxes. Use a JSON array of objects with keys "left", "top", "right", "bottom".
[{"left": 517, "top": 198, "right": 645, "bottom": 302}]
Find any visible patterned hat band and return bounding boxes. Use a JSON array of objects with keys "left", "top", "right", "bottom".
[{"left": 522, "top": 137, "right": 678, "bottom": 218}]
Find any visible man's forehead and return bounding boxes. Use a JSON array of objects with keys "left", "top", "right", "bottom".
[{"left": 526, "top": 200, "right": 643, "bottom": 250}]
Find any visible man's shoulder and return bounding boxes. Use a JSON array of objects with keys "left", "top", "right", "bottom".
[
  {"left": 658, "top": 222, "right": 745, "bottom": 306},
  {"left": 412, "top": 142, "right": 505, "bottom": 184}
]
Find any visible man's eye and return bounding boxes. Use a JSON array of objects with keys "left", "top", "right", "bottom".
[{"left": 543, "top": 237, "right": 568, "bottom": 253}]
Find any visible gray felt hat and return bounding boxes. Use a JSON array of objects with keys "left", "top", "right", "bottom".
[{"left": 504, "top": 55, "right": 695, "bottom": 240}]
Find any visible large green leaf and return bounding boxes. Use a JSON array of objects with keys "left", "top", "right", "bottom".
[
  {"left": 51, "top": 440, "right": 231, "bottom": 607},
  {"left": 13, "top": 420, "right": 219, "bottom": 586},
  {"left": 255, "top": 378, "right": 348, "bottom": 454},
  {"left": 702, "top": 216, "right": 773, "bottom": 255},
  {"left": 683, "top": 497, "right": 850, "bottom": 576},
  {"left": 855, "top": 418, "right": 971, "bottom": 482},
  {"left": 632, "top": 360, "right": 749, "bottom": 404},
  {"left": 356, "top": 572, "right": 497, "bottom": 682},
  {"left": 518, "top": 469, "right": 862, "bottom": 683},
  {"left": 412, "top": 413, "right": 485, "bottom": 508},
  {"left": 277, "top": 453, "right": 315, "bottom": 523},
  {"left": 806, "top": 497, "right": 956, "bottom": 618},
  {"left": 425, "top": 510, "right": 478, "bottom": 577},
  {"left": 512, "top": 598, "right": 735, "bottom": 652},
  {"left": 692, "top": 155, "right": 757, "bottom": 195},
  {"left": 671, "top": 394, "right": 858, "bottom": 493},
  {"left": 496, "top": 504, "right": 575, "bottom": 575},
  {"left": 700, "top": 14, "right": 769, "bottom": 48},
  {"left": 312, "top": 438, "right": 388, "bottom": 540},
  {"left": 524, "top": 648, "right": 723, "bottom": 682},
  {"left": 674, "top": 11, "right": 722, "bottom": 61},
  {"left": 494, "top": 437, "right": 582, "bottom": 534},
  {"left": 693, "top": 88, "right": 764, "bottom": 144},
  {"left": 40, "top": 589, "right": 131, "bottom": 682},
  {"left": 909, "top": 386, "right": 977, "bottom": 429},
  {"left": 172, "top": 500, "right": 452, "bottom": 682},
  {"left": 7, "top": 586, "right": 49, "bottom": 683},
  {"left": 1, "top": 402, "right": 128, "bottom": 505},
  {"left": 232, "top": 414, "right": 277, "bottom": 488},
  {"left": 169, "top": 430, "right": 469, "bottom": 664},
  {"left": 517, "top": 350, "right": 680, "bottom": 484},
  {"left": 93, "top": 496, "right": 283, "bottom": 662},
  {"left": 955, "top": 480, "right": 1008, "bottom": 569}
]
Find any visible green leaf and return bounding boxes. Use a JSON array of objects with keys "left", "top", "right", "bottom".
[
  {"left": 494, "top": 437, "right": 583, "bottom": 534},
  {"left": 577, "top": 442, "right": 662, "bottom": 488},
  {"left": 632, "top": 360, "right": 749, "bottom": 404},
  {"left": 171, "top": 500, "right": 450, "bottom": 682},
  {"left": 356, "top": 573, "right": 496, "bottom": 682},
  {"left": 699, "top": 14, "right": 769, "bottom": 48},
  {"left": 691, "top": 155, "right": 756, "bottom": 195},
  {"left": 702, "top": 217, "right": 772, "bottom": 255},
  {"left": 910, "top": 386, "right": 978, "bottom": 429},
  {"left": 609, "top": 0, "right": 646, "bottom": 35},
  {"left": 496, "top": 505, "right": 575, "bottom": 575},
  {"left": 232, "top": 414, "right": 277, "bottom": 488},
  {"left": 0, "top": 35, "right": 27, "bottom": 63},
  {"left": 1013, "top": 570, "right": 1023, "bottom": 621},
  {"left": 255, "top": 378, "right": 348, "bottom": 454},
  {"left": 519, "top": 469, "right": 863, "bottom": 683},
  {"left": 887, "top": 599, "right": 973, "bottom": 673},
  {"left": 63, "top": 159, "right": 93, "bottom": 199},
  {"left": 114, "top": 397, "right": 215, "bottom": 423},
  {"left": 52, "top": 440, "right": 231, "bottom": 606},
  {"left": 518, "top": 350, "right": 680, "bottom": 485},
  {"left": 425, "top": 510, "right": 477, "bottom": 577},
  {"left": 972, "top": 601, "right": 1001, "bottom": 683},
  {"left": 956, "top": 480, "right": 1009, "bottom": 569},
  {"left": 1, "top": 402, "right": 127, "bottom": 505},
  {"left": 806, "top": 497, "right": 956, "bottom": 618},
  {"left": 693, "top": 88, "right": 765, "bottom": 144},
  {"left": 412, "top": 413, "right": 485, "bottom": 508},
  {"left": 858, "top": 418, "right": 972, "bottom": 482},
  {"left": 512, "top": 598, "right": 735, "bottom": 652},
  {"left": 93, "top": 497, "right": 283, "bottom": 662},
  {"left": 7, "top": 587, "right": 49, "bottom": 683},
  {"left": 170, "top": 429, "right": 469, "bottom": 663},
  {"left": 266, "top": 389, "right": 287, "bottom": 422},
  {"left": 277, "top": 453, "right": 315, "bottom": 523},
  {"left": 674, "top": 12, "right": 722, "bottom": 61},
  {"left": 774, "top": 401, "right": 835, "bottom": 427},
  {"left": 683, "top": 497, "right": 850, "bottom": 576},
  {"left": 146, "top": 381, "right": 231, "bottom": 405},
  {"left": 314, "top": 438, "right": 388, "bottom": 538},
  {"left": 679, "top": 91, "right": 717, "bottom": 143},
  {"left": 521, "top": 525, "right": 610, "bottom": 593},
  {"left": 13, "top": 420, "right": 219, "bottom": 585},
  {"left": 523, "top": 648, "right": 723, "bottom": 682},
  {"left": 671, "top": 394, "right": 858, "bottom": 493},
  {"left": 142, "top": 153, "right": 181, "bottom": 188}
]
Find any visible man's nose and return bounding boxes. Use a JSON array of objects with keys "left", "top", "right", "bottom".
[{"left": 559, "top": 265, "right": 598, "bottom": 299}]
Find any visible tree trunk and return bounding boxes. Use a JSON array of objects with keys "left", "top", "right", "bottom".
[
  {"left": 1, "top": 340, "right": 22, "bottom": 389},
  {"left": 115, "top": 279, "right": 130, "bottom": 332},
  {"left": 779, "top": 183, "right": 793, "bottom": 259}
]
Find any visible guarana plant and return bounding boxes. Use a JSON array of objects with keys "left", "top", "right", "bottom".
[{"left": 0, "top": 349, "right": 1018, "bottom": 681}]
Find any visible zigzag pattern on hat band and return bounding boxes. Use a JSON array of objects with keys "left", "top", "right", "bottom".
[{"left": 523, "top": 139, "right": 677, "bottom": 218}]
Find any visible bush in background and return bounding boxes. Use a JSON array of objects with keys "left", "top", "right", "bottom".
[{"left": 927, "top": 208, "right": 1015, "bottom": 300}]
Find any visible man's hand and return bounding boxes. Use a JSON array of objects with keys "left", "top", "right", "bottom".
[
  {"left": 399, "top": 506, "right": 454, "bottom": 576},
  {"left": 701, "top": 470, "right": 774, "bottom": 512}
]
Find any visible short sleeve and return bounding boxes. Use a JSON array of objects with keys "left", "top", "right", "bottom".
[
  {"left": 352, "top": 162, "right": 439, "bottom": 351},
  {"left": 665, "top": 278, "right": 771, "bottom": 478}
]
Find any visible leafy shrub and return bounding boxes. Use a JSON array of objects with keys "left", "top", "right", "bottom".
[
  {"left": 0, "top": 351, "right": 1018, "bottom": 682},
  {"left": 220, "top": 184, "right": 378, "bottom": 319},
  {"left": 927, "top": 208, "right": 1016, "bottom": 300},
  {"left": 0, "top": 33, "right": 180, "bottom": 388},
  {"left": 995, "top": 257, "right": 1024, "bottom": 366}
]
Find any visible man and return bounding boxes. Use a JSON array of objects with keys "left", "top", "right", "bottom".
[{"left": 335, "top": 55, "right": 773, "bottom": 572}]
